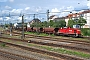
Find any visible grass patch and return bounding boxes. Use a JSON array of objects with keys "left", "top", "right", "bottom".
[
  {"left": 25, "top": 32, "right": 37, "bottom": 35},
  {"left": 68, "top": 37, "right": 90, "bottom": 42},
  {"left": 0, "top": 27, "right": 4, "bottom": 31},
  {"left": 28, "top": 43, "right": 90, "bottom": 59},
  {"left": 25, "top": 32, "right": 53, "bottom": 36},
  {"left": 0, "top": 39, "right": 12, "bottom": 42},
  {"left": 5, "top": 40, "right": 12, "bottom": 42},
  {"left": 38, "top": 33, "right": 49, "bottom": 36},
  {"left": 16, "top": 41, "right": 23, "bottom": 44},
  {"left": 1, "top": 39, "right": 23, "bottom": 45},
  {"left": 0, "top": 43, "right": 6, "bottom": 47}
]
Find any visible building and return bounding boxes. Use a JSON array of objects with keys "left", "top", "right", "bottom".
[
  {"left": 14, "top": 23, "right": 22, "bottom": 28},
  {"left": 81, "top": 10, "right": 90, "bottom": 28},
  {"left": 29, "top": 18, "right": 41, "bottom": 24},
  {"left": 49, "top": 15, "right": 58, "bottom": 21},
  {"left": 65, "top": 10, "right": 90, "bottom": 28},
  {"left": 53, "top": 17, "right": 65, "bottom": 22}
]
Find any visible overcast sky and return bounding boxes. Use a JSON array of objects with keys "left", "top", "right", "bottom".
[{"left": 0, "top": 0, "right": 90, "bottom": 24}]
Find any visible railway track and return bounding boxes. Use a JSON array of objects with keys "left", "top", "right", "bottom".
[
  {"left": 0, "top": 40, "right": 84, "bottom": 60},
  {"left": 0, "top": 49, "right": 36, "bottom": 60},
  {"left": 25, "top": 34, "right": 90, "bottom": 46},
  {"left": 0, "top": 36, "right": 90, "bottom": 53},
  {"left": 5, "top": 30, "right": 90, "bottom": 46}
]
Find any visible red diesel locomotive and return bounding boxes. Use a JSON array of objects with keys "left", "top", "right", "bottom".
[{"left": 56, "top": 27, "right": 81, "bottom": 37}]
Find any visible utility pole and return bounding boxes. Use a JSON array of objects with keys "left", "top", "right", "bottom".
[
  {"left": 22, "top": 15, "right": 24, "bottom": 40},
  {"left": 10, "top": 23, "right": 12, "bottom": 36},
  {"left": 33, "top": 14, "right": 35, "bottom": 19},
  {"left": 33, "top": 14, "right": 38, "bottom": 34},
  {"left": 8, "top": 12, "right": 12, "bottom": 36},
  {"left": 47, "top": 10, "right": 49, "bottom": 22},
  {"left": 47, "top": 10, "right": 49, "bottom": 27}
]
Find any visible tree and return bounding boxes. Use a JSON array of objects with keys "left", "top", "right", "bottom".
[
  {"left": 77, "top": 17, "right": 87, "bottom": 28},
  {"left": 53, "top": 20, "right": 66, "bottom": 28},
  {"left": 59, "top": 20, "right": 66, "bottom": 27},
  {"left": 68, "top": 17, "right": 87, "bottom": 28},
  {"left": 68, "top": 19, "right": 75, "bottom": 28},
  {"left": 40, "top": 20, "right": 66, "bottom": 28},
  {"left": 48, "top": 20, "right": 54, "bottom": 27},
  {"left": 42, "top": 21, "right": 48, "bottom": 27}
]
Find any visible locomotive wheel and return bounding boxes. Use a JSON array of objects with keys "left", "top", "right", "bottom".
[{"left": 73, "top": 34, "right": 78, "bottom": 38}]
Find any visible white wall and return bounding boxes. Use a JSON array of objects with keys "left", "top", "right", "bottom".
[
  {"left": 83, "top": 13, "right": 90, "bottom": 28},
  {"left": 65, "top": 18, "right": 69, "bottom": 26}
]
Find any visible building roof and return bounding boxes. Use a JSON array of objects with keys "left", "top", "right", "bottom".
[
  {"left": 54, "top": 17, "right": 65, "bottom": 20},
  {"left": 49, "top": 15, "right": 56, "bottom": 19},
  {"left": 64, "top": 10, "right": 90, "bottom": 19},
  {"left": 82, "top": 10, "right": 90, "bottom": 13},
  {"left": 67, "top": 13, "right": 78, "bottom": 18},
  {"left": 29, "top": 18, "right": 41, "bottom": 24}
]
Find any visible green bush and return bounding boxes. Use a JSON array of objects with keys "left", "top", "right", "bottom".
[{"left": 81, "top": 28, "right": 90, "bottom": 36}]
